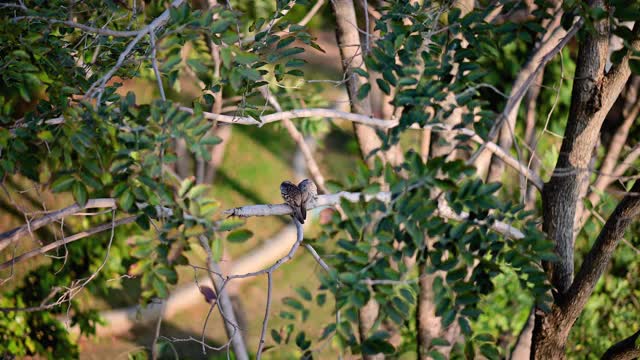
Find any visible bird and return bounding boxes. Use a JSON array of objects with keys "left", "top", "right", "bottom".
[
  {"left": 280, "top": 181, "right": 305, "bottom": 224},
  {"left": 298, "top": 179, "right": 318, "bottom": 210}
]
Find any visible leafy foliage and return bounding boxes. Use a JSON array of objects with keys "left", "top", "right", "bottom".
[{"left": 277, "top": 152, "right": 552, "bottom": 357}]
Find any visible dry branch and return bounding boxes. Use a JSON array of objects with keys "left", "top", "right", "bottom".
[
  {"left": 0, "top": 198, "right": 117, "bottom": 252},
  {"left": 223, "top": 191, "right": 525, "bottom": 240},
  {"left": 179, "top": 106, "right": 544, "bottom": 189},
  {"left": 0, "top": 216, "right": 135, "bottom": 271}
]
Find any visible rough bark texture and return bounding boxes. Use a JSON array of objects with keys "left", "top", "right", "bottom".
[
  {"left": 533, "top": 3, "right": 640, "bottom": 358},
  {"left": 542, "top": 1, "right": 611, "bottom": 295},
  {"left": 533, "top": 181, "right": 640, "bottom": 359},
  {"left": 578, "top": 76, "right": 640, "bottom": 227}
]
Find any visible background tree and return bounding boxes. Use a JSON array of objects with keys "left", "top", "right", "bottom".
[{"left": 1, "top": 0, "right": 640, "bottom": 359}]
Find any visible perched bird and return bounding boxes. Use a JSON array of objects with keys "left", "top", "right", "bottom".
[
  {"left": 280, "top": 181, "right": 305, "bottom": 224},
  {"left": 298, "top": 179, "right": 318, "bottom": 210}
]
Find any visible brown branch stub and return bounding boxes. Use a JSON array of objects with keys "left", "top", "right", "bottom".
[{"left": 601, "top": 329, "right": 640, "bottom": 360}]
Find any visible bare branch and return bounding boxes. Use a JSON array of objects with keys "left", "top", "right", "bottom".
[
  {"left": 0, "top": 216, "right": 135, "bottom": 271},
  {"left": 149, "top": 31, "right": 167, "bottom": 102},
  {"left": 224, "top": 191, "right": 525, "bottom": 240},
  {"left": 85, "top": 0, "right": 186, "bottom": 100},
  {"left": 255, "top": 272, "right": 272, "bottom": 360},
  {"left": 198, "top": 235, "right": 249, "bottom": 360},
  {"left": 12, "top": 16, "right": 143, "bottom": 37},
  {"left": 151, "top": 301, "right": 167, "bottom": 360},
  {"left": 470, "top": 16, "right": 583, "bottom": 165},
  {"left": 560, "top": 181, "right": 640, "bottom": 323},
  {"left": 258, "top": 87, "right": 329, "bottom": 193},
  {"left": 178, "top": 106, "right": 544, "bottom": 189},
  {"left": 303, "top": 243, "right": 332, "bottom": 273},
  {"left": 0, "top": 198, "right": 116, "bottom": 252}
]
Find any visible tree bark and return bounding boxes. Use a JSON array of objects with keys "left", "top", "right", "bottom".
[
  {"left": 542, "top": 1, "right": 612, "bottom": 295},
  {"left": 330, "top": 1, "right": 384, "bottom": 356},
  {"left": 533, "top": 180, "right": 640, "bottom": 359},
  {"left": 417, "top": 258, "right": 460, "bottom": 359},
  {"left": 330, "top": 0, "right": 381, "bottom": 164},
  {"left": 532, "top": 4, "right": 640, "bottom": 358}
]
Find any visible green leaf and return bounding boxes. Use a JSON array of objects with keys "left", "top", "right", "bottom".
[
  {"left": 283, "top": 297, "right": 304, "bottom": 310},
  {"left": 200, "top": 136, "right": 223, "bottom": 146},
  {"left": 72, "top": 181, "right": 88, "bottom": 207},
  {"left": 227, "top": 229, "right": 253, "bottom": 243},
  {"left": 218, "top": 218, "right": 244, "bottom": 231},
  {"left": 51, "top": 175, "right": 75, "bottom": 192},
  {"left": 234, "top": 51, "right": 260, "bottom": 65},
  {"left": 152, "top": 275, "right": 169, "bottom": 298},
  {"left": 178, "top": 176, "right": 195, "bottom": 198},
  {"left": 295, "top": 287, "right": 312, "bottom": 301},
  {"left": 187, "top": 184, "right": 209, "bottom": 199},
  {"left": 277, "top": 36, "right": 296, "bottom": 49},
  {"left": 157, "top": 266, "right": 178, "bottom": 285},
  {"left": 358, "top": 83, "right": 371, "bottom": 100},
  {"left": 376, "top": 78, "right": 390, "bottom": 95},
  {"left": 271, "top": 329, "right": 282, "bottom": 344},
  {"left": 480, "top": 344, "right": 500, "bottom": 359},
  {"left": 119, "top": 189, "right": 135, "bottom": 211},
  {"left": 353, "top": 68, "right": 369, "bottom": 78}
]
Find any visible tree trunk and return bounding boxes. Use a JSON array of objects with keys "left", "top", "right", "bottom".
[
  {"left": 541, "top": 0, "right": 612, "bottom": 296},
  {"left": 330, "top": 0, "right": 381, "bottom": 164}
]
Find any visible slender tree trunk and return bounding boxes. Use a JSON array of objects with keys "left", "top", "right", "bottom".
[
  {"left": 330, "top": 0, "right": 381, "bottom": 164},
  {"left": 533, "top": 3, "right": 640, "bottom": 357},
  {"left": 330, "top": 1, "right": 384, "bottom": 357}
]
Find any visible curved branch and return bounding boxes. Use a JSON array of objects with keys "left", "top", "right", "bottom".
[
  {"left": 560, "top": 181, "right": 640, "bottom": 328},
  {"left": 85, "top": 0, "right": 186, "bottom": 99}
]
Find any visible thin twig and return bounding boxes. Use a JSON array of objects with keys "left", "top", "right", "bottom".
[
  {"left": 255, "top": 272, "right": 273, "bottom": 360},
  {"left": 0, "top": 198, "right": 117, "bottom": 252},
  {"left": 0, "top": 216, "right": 136, "bottom": 271}
]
